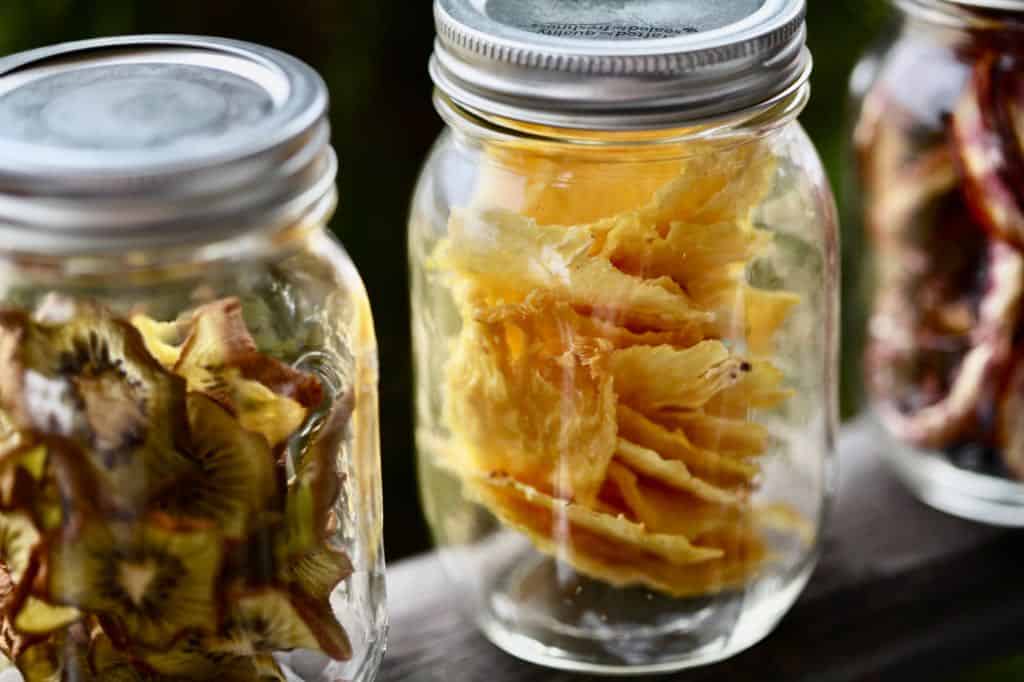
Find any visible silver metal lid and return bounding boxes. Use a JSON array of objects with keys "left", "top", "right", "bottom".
[
  {"left": 431, "top": 0, "right": 811, "bottom": 130},
  {"left": 0, "top": 35, "right": 335, "bottom": 254}
]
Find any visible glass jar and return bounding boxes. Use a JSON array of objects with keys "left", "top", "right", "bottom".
[
  {"left": 410, "top": 0, "right": 838, "bottom": 674},
  {"left": 851, "top": 1, "right": 1024, "bottom": 525},
  {"left": 0, "top": 37, "right": 386, "bottom": 682}
]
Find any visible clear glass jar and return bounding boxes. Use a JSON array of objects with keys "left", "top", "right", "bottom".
[
  {"left": 0, "top": 37, "right": 386, "bottom": 682},
  {"left": 851, "top": 1, "right": 1024, "bottom": 525},
  {"left": 411, "top": 0, "right": 838, "bottom": 673}
]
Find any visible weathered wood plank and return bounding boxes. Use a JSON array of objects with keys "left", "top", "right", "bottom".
[{"left": 382, "top": 422, "right": 1023, "bottom": 681}]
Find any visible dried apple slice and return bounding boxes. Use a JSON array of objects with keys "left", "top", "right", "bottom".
[
  {"left": 998, "top": 359, "right": 1024, "bottom": 480},
  {"left": 46, "top": 515, "right": 223, "bottom": 649},
  {"left": 952, "top": 53, "right": 1024, "bottom": 248}
]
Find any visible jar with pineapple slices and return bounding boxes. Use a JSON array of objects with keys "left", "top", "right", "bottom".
[
  {"left": 0, "top": 37, "right": 385, "bottom": 682},
  {"left": 410, "top": 0, "right": 838, "bottom": 674}
]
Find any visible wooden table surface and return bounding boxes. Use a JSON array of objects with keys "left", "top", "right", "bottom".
[{"left": 381, "top": 422, "right": 1024, "bottom": 682}]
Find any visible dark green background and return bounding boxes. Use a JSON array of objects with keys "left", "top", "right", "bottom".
[{"left": 0, "top": 3, "right": 1015, "bottom": 679}]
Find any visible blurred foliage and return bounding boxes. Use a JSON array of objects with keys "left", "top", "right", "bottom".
[{"left": 0, "top": 0, "right": 901, "bottom": 556}]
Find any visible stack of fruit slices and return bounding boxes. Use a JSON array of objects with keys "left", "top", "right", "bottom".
[
  {"left": 0, "top": 296, "right": 353, "bottom": 681},
  {"left": 435, "top": 140, "right": 803, "bottom": 598},
  {"left": 862, "top": 48, "right": 1024, "bottom": 477}
]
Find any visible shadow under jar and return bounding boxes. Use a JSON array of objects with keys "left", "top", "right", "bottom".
[
  {"left": 0, "top": 37, "right": 386, "bottom": 682},
  {"left": 410, "top": 0, "right": 839, "bottom": 674},
  {"left": 852, "top": 1, "right": 1024, "bottom": 525}
]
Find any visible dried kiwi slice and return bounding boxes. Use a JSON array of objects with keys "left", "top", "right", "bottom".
[
  {"left": 15, "top": 628, "right": 93, "bottom": 682},
  {"left": 0, "top": 301, "right": 193, "bottom": 507},
  {"left": 141, "top": 630, "right": 287, "bottom": 681},
  {"left": 213, "top": 588, "right": 351, "bottom": 661},
  {"left": 46, "top": 515, "right": 223, "bottom": 649},
  {"left": 174, "top": 298, "right": 322, "bottom": 447},
  {"left": 153, "top": 394, "right": 280, "bottom": 540},
  {"left": 276, "top": 543, "right": 352, "bottom": 602},
  {"left": 12, "top": 598, "right": 80, "bottom": 637},
  {"left": 284, "top": 403, "right": 349, "bottom": 550},
  {"left": 130, "top": 316, "right": 189, "bottom": 371}
]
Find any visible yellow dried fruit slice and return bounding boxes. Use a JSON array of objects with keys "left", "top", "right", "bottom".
[
  {"left": 617, "top": 405, "right": 757, "bottom": 482},
  {"left": 603, "top": 463, "right": 743, "bottom": 538},
  {"left": 131, "top": 315, "right": 188, "bottom": 370},
  {"left": 609, "top": 342, "right": 746, "bottom": 412},
  {"left": 468, "top": 475, "right": 722, "bottom": 566},
  {"left": 174, "top": 299, "right": 318, "bottom": 447},
  {"left": 475, "top": 292, "right": 704, "bottom": 351},
  {"left": 614, "top": 440, "right": 741, "bottom": 506},
  {"left": 12, "top": 598, "right": 80, "bottom": 636},
  {"left": 445, "top": 316, "right": 617, "bottom": 503},
  {"left": 703, "top": 359, "right": 792, "bottom": 418},
  {"left": 441, "top": 208, "right": 712, "bottom": 330},
  {"left": 657, "top": 412, "right": 770, "bottom": 458}
]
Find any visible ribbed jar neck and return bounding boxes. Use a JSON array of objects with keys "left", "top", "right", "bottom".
[
  {"left": 435, "top": 81, "right": 810, "bottom": 157},
  {"left": 896, "top": 1, "right": 1024, "bottom": 36}
]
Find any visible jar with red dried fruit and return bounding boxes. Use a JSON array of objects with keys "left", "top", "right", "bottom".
[
  {"left": 851, "top": 1, "right": 1024, "bottom": 524},
  {"left": 0, "top": 37, "right": 386, "bottom": 681}
]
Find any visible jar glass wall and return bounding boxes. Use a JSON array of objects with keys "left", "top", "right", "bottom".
[
  {"left": 410, "top": 93, "right": 839, "bottom": 674},
  {"left": 0, "top": 212, "right": 387, "bottom": 682},
  {"left": 851, "top": 2, "right": 1024, "bottom": 525}
]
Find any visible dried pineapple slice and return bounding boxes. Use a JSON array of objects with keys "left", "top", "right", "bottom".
[
  {"left": 703, "top": 359, "right": 792, "bottom": 418},
  {"left": 609, "top": 342, "right": 747, "bottom": 413},
  {"left": 617, "top": 405, "right": 758, "bottom": 482},
  {"left": 444, "top": 315, "right": 617, "bottom": 504},
  {"left": 603, "top": 463, "right": 746, "bottom": 538},
  {"left": 468, "top": 475, "right": 723, "bottom": 566},
  {"left": 614, "top": 440, "right": 741, "bottom": 506},
  {"left": 441, "top": 208, "right": 712, "bottom": 330},
  {"left": 657, "top": 411, "right": 770, "bottom": 458}
]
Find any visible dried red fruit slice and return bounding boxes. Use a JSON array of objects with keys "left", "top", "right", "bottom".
[
  {"left": 875, "top": 241, "right": 1024, "bottom": 449},
  {"left": 952, "top": 53, "right": 1024, "bottom": 248}
]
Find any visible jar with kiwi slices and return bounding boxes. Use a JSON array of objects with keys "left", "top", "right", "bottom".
[
  {"left": 0, "top": 37, "right": 386, "bottom": 682},
  {"left": 850, "top": 1, "right": 1024, "bottom": 524}
]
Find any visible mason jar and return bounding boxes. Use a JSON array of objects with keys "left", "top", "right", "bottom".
[
  {"left": 410, "top": 0, "right": 838, "bottom": 673},
  {"left": 0, "top": 36, "right": 386, "bottom": 682},
  {"left": 851, "top": 1, "right": 1024, "bottom": 525}
]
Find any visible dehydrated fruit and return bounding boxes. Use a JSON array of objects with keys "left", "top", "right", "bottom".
[
  {"left": 213, "top": 588, "right": 351, "bottom": 661},
  {"left": 154, "top": 394, "right": 280, "bottom": 540},
  {"left": 12, "top": 598, "right": 80, "bottom": 636},
  {"left": 46, "top": 515, "right": 223, "bottom": 649},
  {"left": 439, "top": 208, "right": 713, "bottom": 331},
  {"left": 609, "top": 342, "right": 747, "bottom": 413},
  {"left": 0, "top": 301, "right": 192, "bottom": 507},
  {"left": 174, "top": 299, "right": 322, "bottom": 447},
  {"left": 444, "top": 314, "right": 617, "bottom": 503},
  {"left": 130, "top": 315, "right": 189, "bottom": 371},
  {"left": 284, "top": 403, "right": 349, "bottom": 550},
  {"left": 15, "top": 627, "right": 93, "bottom": 682},
  {"left": 468, "top": 475, "right": 723, "bottom": 566},
  {"left": 614, "top": 440, "right": 742, "bottom": 506},
  {"left": 952, "top": 53, "right": 1024, "bottom": 248}
]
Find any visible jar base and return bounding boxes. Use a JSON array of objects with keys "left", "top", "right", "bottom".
[
  {"left": 476, "top": 553, "right": 814, "bottom": 676},
  {"left": 871, "top": 417, "right": 1024, "bottom": 527}
]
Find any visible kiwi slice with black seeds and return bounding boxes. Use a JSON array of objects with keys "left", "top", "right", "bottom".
[
  {"left": 46, "top": 515, "right": 223, "bottom": 650},
  {"left": 277, "top": 542, "right": 353, "bottom": 602},
  {"left": 211, "top": 587, "right": 350, "bottom": 661},
  {"left": 153, "top": 394, "right": 280, "bottom": 540},
  {"left": 0, "top": 302, "right": 193, "bottom": 509},
  {"left": 15, "top": 627, "right": 93, "bottom": 682}
]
